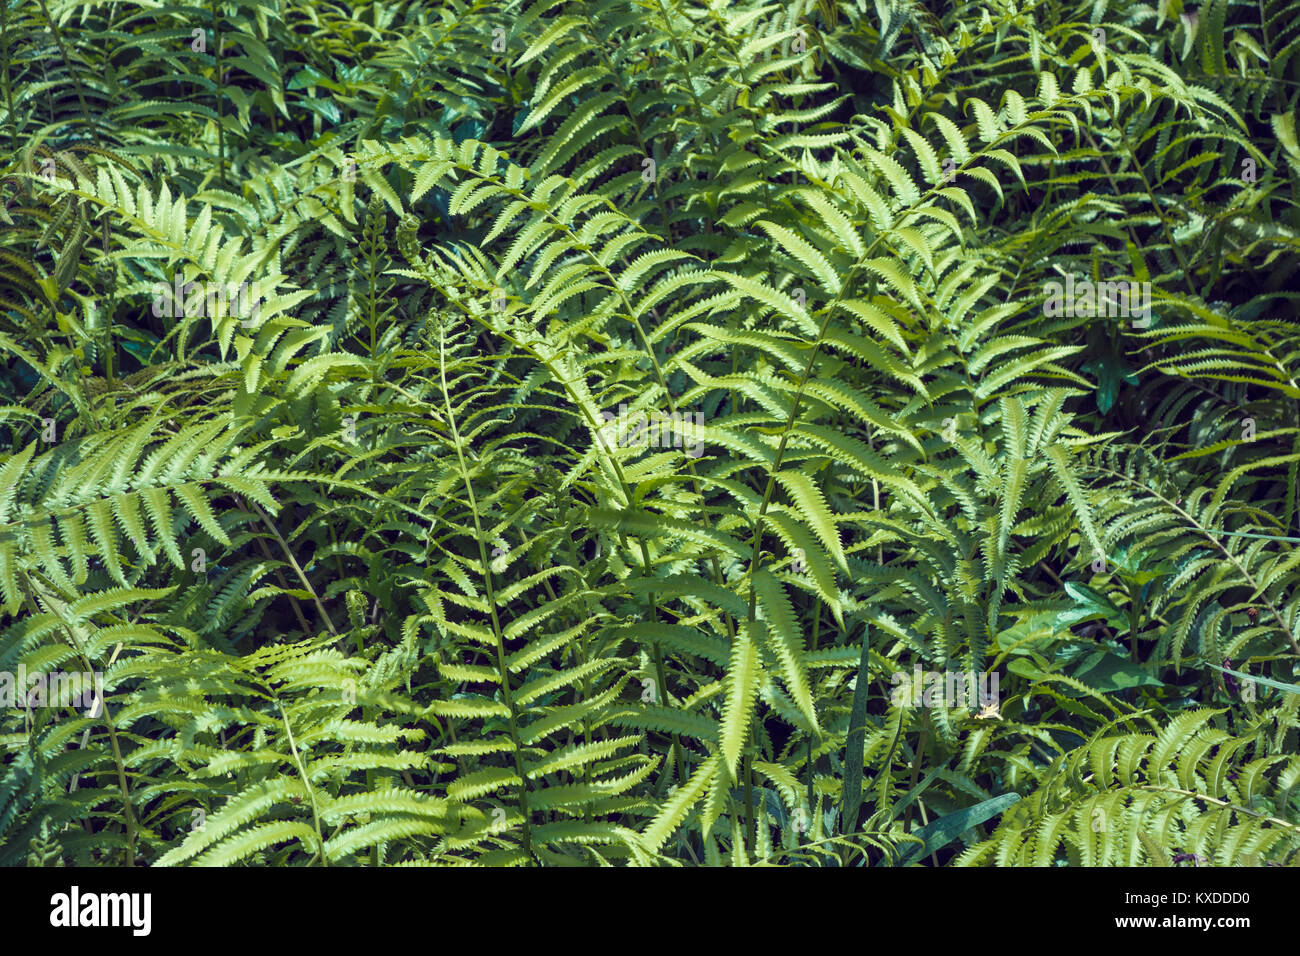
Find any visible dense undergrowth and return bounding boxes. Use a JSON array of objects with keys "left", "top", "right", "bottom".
[{"left": 2, "top": 0, "right": 1299, "bottom": 866}]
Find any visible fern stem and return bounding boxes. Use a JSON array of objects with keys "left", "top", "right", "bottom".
[
  {"left": 23, "top": 580, "right": 137, "bottom": 865},
  {"left": 579, "top": 15, "right": 676, "bottom": 243},
  {"left": 804, "top": 599, "right": 822, "bottom": 843},
  {"left": 419, "top": 254, "right": 693, "bottom": 803},
  {"left": 241, "top": 502, "right": 319, "bottom": 636},
  {"left": 91, "top": 685, "right": 136, "bottom": 866},
  {"left": 248, "top": 501, "right": 339, "bottom": 637},
  {"left": 866, "top": 432, "right": 883, "bottom": 563},
  {"left": 34, "top": 0, "right": 95, "bottom": 135},
  {"left": 1125, "top": 578, "right": 1142, "bottom": 664},
  {"left": 276, "top": 699, "right": 328, "bottom": 866},
  {"left": 646, "top": 0, "right": 716, "bottom": 148},
  {"left": 900, "top": 716, "right": 927, "bottom": 832},
  {"left": 444, "top": 175, "right": 730, "bottom": 793},
  {"left": 841, "top": 623, "right": 870, "bottom": 838},
  {"left": 425, "top": 156, "right": 737, "bottom": 628},
  {"left": 211, "top": 0, "right": 225, "bottom": 187},
  {"left": 1119, "top": 136, "right": 1198, "bottom": 297},
  {"left": 1134, "top": 785, "right": 1300, "bottom": 833},
  {"left": 437, "top": 324, "right": 535, "bottom": 863},
  {"left": 738, "top": 232, "right": 882, "bottom": 605},
  {"left": 732, "top": 214, "right": 903, "bottom": 855},
  {"left": 1287, "top": 401, "right": 1300, "bottom": 538},
  {"left": 652, "top": 639, "right": 688, "bottom": 785},
  {"left": 0, "top": 0, "right": 14, "bottom": 153},
  {"left": 804, "top": 734, "right": 815, "bottom": 843},
  {"left": 743, "top": 726, "right": 756, "bottom": 858},
  {"left": 914, "top": 799, "right": 941, "bottom": 866}
]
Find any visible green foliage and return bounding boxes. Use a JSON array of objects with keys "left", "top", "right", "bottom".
[{"left": 1, "top": 0, "right": 1297, "bottom": 866}]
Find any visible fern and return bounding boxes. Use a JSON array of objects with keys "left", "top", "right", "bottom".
[{"left": 1, "top": 0, "right": 1297, "bottom": 868}]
